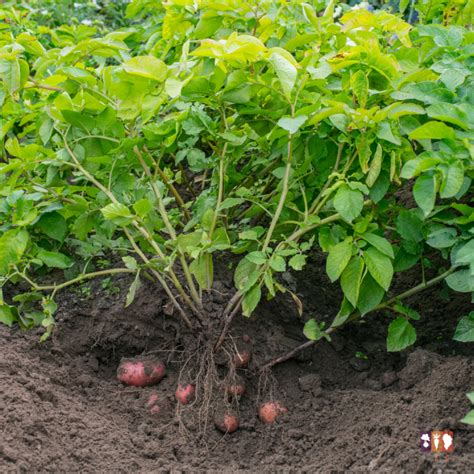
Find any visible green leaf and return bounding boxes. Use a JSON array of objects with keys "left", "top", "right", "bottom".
[
  {"left": 218, "top": 197, "right": 245, "bottom": 211},
  {"left": 426, "top": 226, "right": 457, "bottom": 249},
  {"left": 36, "top": 212, "right": 67, "bottom": 242},
  {"left": 245, "top": 251, "right": 267, "bottom": 265},
  {"left": 357, "top": 274, "right": 385, "bottom": 316},
  {"left": 289, "top": 254, "right": 306, "bottom": 271},
  {"left": 125, "top": 272, "right": 141, "bottom": 308},
  {"left": 133, "top": 198, "right": 153, "bottom": 218},
  {"left": 364, "top": 247, "right": 393, "bottom": 291},
  {"left": 461, "top": 410, "right": 474, "bottom": 425},
  {"left": 268, "top": 52, "right": 297, "bottom": 99},
  {"left": 453, "top": 312, "right": 474, "bottom": 342},
  {"left": 440, "top": 162, "right": 464, "bottom": 198},
  {"left": 270, "top": 255, "right": 286, "bottom": 272},
  {"left": 393, "top": 303, "right": 420, "bottom": 320},
  {"left": 333, "top": 185, "right": 364, "bottom": 223},
  {"left": 0, "top": 229, "right": 29, "bottom": 275},
  {"left": 303, "top": 319, "right": 322, "bottom": 341},
  {"left": 387, "top": 317, "right": 416, "bottom": 352},
  {"left": 426, "top": 103, "right": 468, "bottom": 130},
  {"left": 101, "top": 202, "right": 133, "bottom": 225},
  {"left": 366, "top": 144, "right": 383, "bottom": 188},
  {"left": 242, "top": 284, "right": 261, "bottom": 317},
  {"left": 277, "top": 115, "right": 308, "bottom": 134},
  {"left": 190, "top": 254, "right": 213, "bottom": 290},
  {"left": 409, "top": 121, "right": 455, "bottom": 140},
  {"left": 340, "top": 256, "right": 364, "bottom": 307},
  {"left": 0, "top": 305, "right": 16, "bottom": 327},
  {"left": 376, "top": 122, "right": 400, "bottom": 146},
  {"left": 326, "top": 239, "right": 353, "bottom": 282},
  {"left": 454, "top": 240, "right": 474, "bottom": 266},
  {"left": 350, "top": 70, "right": 368, "bottom": 108},
  {"left": 413, "top": 174, "right": 436, "bottom": 217},
  {"left": 361, "top": 233, "right": 394, "bottom": 258},
  {"left": 122, "top": 256, "right": 138, "bottom": 270},
  {"left": 446, "top": 269, "right": 474, "bottom": 293},
  {"left": 331, "top": 298, "right": 354, "bottom": 328},
  {"left": 123, "top": 56, "right": 167, "bottom": 81},
  {"left": 396, "top": 211, "right": 424, "bottom": 243},
  {"left": 0, "top": 58, "right": 22, "bottom": 93},
  {"left": 37, "top": 249, "right": 73, "bottom": 269},
  {"left": 234, "top": 258, "right": 259, "bottom": 292}
]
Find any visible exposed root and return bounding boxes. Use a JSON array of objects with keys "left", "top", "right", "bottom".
[{"left": 173, "top": 335, "right": 248, "bottom": 445}]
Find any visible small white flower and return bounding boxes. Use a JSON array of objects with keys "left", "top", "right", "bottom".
[
  {"left": 333, "top": 6, "right": 342, "bottom": 18},
  {"left": 81, "top": 19, "right": 93, "bottom": 26}
]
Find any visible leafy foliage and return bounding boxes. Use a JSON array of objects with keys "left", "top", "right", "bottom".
[{"left": 0, "top": 0, "right": 472, "bottom": 351}]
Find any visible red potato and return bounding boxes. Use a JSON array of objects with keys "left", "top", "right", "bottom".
[
  {"left": 259, "top": 401, "right": 288, "bottom": 424},
  {"left": 149, "top": 405, "right": 161, "bottom": 415},
  {"left": 214, "top": 409, "right": 239, "bottom": 433},
  {"left": 175, "top": 383, "right": 196, "bottom": 405},
  {"left": 233, "top": 349, "right": 252, "bottom": 369},
  {"left": 146, "top": 392, "right": 159, "bottom": 408},
  {"left": 224, "top": 376, "right": 246, "bottom": 398},
  {"left": 117, "top": 358, "right": 166, "bottom": 387}
]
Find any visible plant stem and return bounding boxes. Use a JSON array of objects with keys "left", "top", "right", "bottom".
[
  {"left": 209, "top": 142, "right": 228, "bottom": 239},
  {"left": 19, "top": 268, "right": 136, "bottom": 292},
  {"left": 133, "top": 146, "right": 202, "bottom": 308},
  {"left": 123, "top": 228, "right": 196, "bottom": 328},
  {"left": 62, "top": 134, "right": 200, "bottom": 318},
  {"left": 26, "top": 78, "right": 62, "bottom": 92},
  {"left": 143, "top": 146, "right": 190, "bottom": 220},
  {"left": 286, "top": 213, "right": 341, "bottom": 243},
  {"left": 262, "top": 135, "right": 293, "bottom": 251},
  {"left": 213, "top": 295, "right": 243, "bottom": 352},
  {"left": 374, "top": 267, "right": 455, "bottom": 310},
  {"left": 309, "top": 143, "right": 344, "bottom": 214}
]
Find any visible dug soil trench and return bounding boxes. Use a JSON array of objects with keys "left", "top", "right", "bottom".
[{"left": 1, "top": 255, "right": 473, "bottom": 472}]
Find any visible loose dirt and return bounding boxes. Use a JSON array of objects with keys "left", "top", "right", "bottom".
[{"left": 1, "top": 255, "right": 473, "bottom": 472}]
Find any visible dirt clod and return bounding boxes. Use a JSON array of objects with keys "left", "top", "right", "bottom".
[
  {"left": 298, "top": 373, "right": 322, "bottom": 396},
  {"left": 398, "top": 349, "right": 441, "bottom": 389}
]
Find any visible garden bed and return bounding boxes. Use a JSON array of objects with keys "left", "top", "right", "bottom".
[{"left": 1, "top": 258, "right": 473, "bottom": 472}]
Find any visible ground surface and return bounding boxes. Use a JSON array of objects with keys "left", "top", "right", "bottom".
[{"left": 1, "top": 255, "right": 473, "bottom": 473}]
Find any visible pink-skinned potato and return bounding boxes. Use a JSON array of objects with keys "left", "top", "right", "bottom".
[
  {"left": 214, "top": 409, "right": 239, "bottom": 433},
  {"left": 175, "top": 383, "right": 196, "bottom": 405},
  {"left": 259, "top": 401, "right": 288, "bottom": 424},
  {"left": 233, "top": 349, "right": 252, "bottom": 368},
  {"left": 117, "top": 358, "right": 166, "bottom": 387},
  {"left": 146, "top": 392, "right": 159, "bottom": 408},
  {"left": 224, "top": 376, "right": 246, "bottom": 398}
]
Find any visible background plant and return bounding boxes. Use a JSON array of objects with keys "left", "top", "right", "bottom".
[{"left": 0, "top": 0, "right": 472, "bottom": 357}]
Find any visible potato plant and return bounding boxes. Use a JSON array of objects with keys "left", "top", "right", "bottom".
[{"left": 0, "top": 0, "right": 473, "bottom": 358}]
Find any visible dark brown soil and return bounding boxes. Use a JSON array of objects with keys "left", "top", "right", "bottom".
[{"left": 1, "top": 255, "right": 473, "bottom": 473}]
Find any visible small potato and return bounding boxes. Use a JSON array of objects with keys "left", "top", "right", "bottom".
[
  {"left": 233, "top": 349, "right": 252, "bottom": 369},
  {"left": 175, "top": 383, "right": 196, "bottom": 405},
  {"left": 259, "top": 401, "right": 288, "bottom": 424},
  {"left": 214, "top": 409, "right": 239, "bottom": 433},
  {"left": 117, "top": 358, "right": 166, "bottom": 387},
  {"left": 224, "top": 376, "right": 246, "bottom": 398},
  {"left": 146, "top": 392, "right": 159, "bottom": 408},
  {"left": 149, "top": 405, "right": 161, "bottom": 415}
]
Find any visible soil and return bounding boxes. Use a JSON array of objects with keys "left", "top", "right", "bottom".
[{"left": 1, "top": 254, "right": 473, "bottom": 473}]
